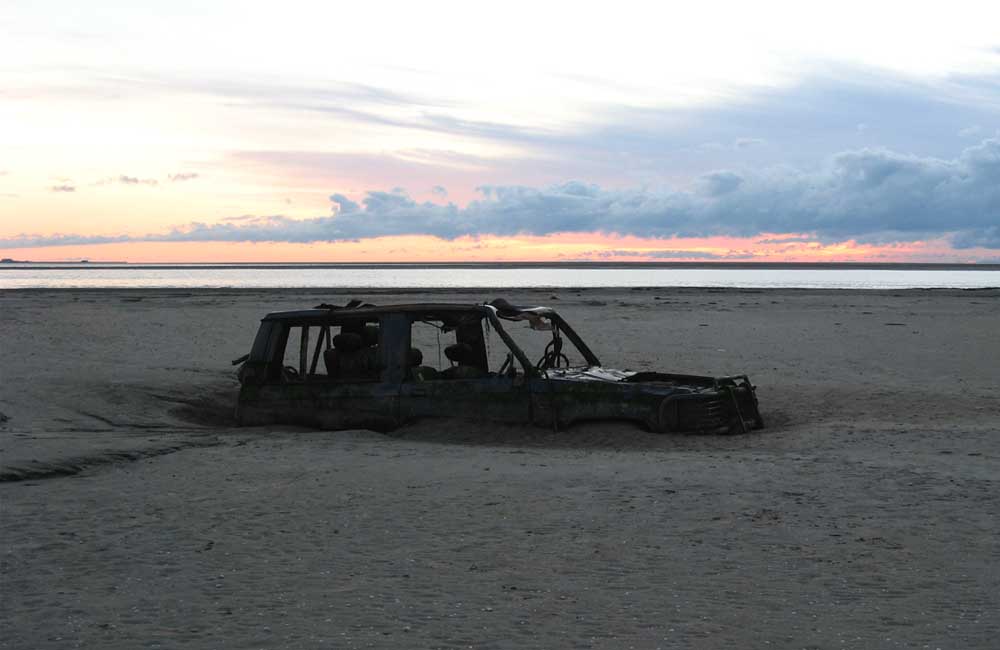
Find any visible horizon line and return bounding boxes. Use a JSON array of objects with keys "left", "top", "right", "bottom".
[{"left": 3, "top": 260, "right": 999, "bottom": 270}]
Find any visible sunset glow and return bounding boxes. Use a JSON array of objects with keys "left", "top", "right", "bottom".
[
  {"left": 1, "top": 234, "right": 992, "bottom": 265},
  {"left": 2, "top": 0, "right": 999, "bottom": 262}
]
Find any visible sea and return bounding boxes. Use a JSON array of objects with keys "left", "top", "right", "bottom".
[{"left": 1, "top": 262, "right": 999, "bottom": 290}]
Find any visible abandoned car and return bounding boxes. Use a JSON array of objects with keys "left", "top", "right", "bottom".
[{"left": 233, "top": 299, "right": 764, "bottom": 434}]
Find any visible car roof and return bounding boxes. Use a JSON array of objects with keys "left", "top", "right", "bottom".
[
  {"left": 262, "top": 304, "right": 488, "bottom": 321},
  {"left": 261, "top": 301, "right": 555, "bottom": 322}
]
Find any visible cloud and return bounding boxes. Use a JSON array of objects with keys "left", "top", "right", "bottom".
[
  {"left": 230, "top": 149, "right": 503, "bottom": 203},
  {"left": 219, "top": 214, "right": 264, "bottom": 222},
  {"left": 755, "top": 235, "right": 818, "bottom": 244},
  {"left": 168, "top": 172, "right": 199, "bottom": 182},
  {"left": 50, "top": 184, "right": 75, "bottom": 192},
  {"left": 88, "top": 72, "right": 550, "bottom": 147},
  {"left": 698, "top": 171, "right": 743, "bottom": 196},
  {"left": 1, "top": 233, "right": 129, "bottom": 246},
  {"left": 538, "top": 66, "right": 1000, "bottom": 184},
  {"left": 329, "top": 193, "right": 360, "bottom": 214},
  {"left": 431, "top": 185, "right": 448, "bottom": 197},
  {"left": 118, "top": 175, "right": 158, "bottom": 186},
  {"left": 259, "top": 67, "right": 999, "bottom": 173},
  {"left": 14, "top": 64, "right": 1000, "bottom": 194},
  {"left": 9, "top": 70, "right": 435, "bottom": 113},
  {"left": 952, "top": 226, "right": 1000, "bottom": 249},
  {"left": 581, "top": 249, "right": 753, "bottom": 260},
  {"left": 57, "top": 63, "right": 995, "bottom": 197},
  {"left": 5, "top": 139, "right": 1000, "bottom": 250},
  {"left": 91, "top": 175, "right": 160, "bottom": 187}
]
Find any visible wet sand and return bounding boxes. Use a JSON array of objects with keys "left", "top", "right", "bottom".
[{"left": 1, "top": 287, "right": 998, "bottom": 648}]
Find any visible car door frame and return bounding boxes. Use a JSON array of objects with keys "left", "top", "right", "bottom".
[{"left": 395, "top": 309, "right": 538, "bottom": 425}]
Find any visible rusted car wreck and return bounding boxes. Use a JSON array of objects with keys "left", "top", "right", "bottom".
[{"left": 234, "top": 299, "right": 763, "bottom": 434}]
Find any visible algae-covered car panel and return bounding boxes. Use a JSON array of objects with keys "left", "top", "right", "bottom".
[{"left": 235, "top": 299, "right": 763, "bottom": 434}]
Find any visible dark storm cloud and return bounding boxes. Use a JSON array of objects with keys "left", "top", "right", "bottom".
[{"left": 5, "top": 139, "right": 998, "bottom": 250}]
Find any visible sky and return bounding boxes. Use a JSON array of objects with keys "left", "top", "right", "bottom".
[{"left": 1, "top": 0, "right": 999, "bottom": 263}]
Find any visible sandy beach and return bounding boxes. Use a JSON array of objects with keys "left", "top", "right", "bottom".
[{"left": 1, "top": 287, "right": 998, "bottom": 649}]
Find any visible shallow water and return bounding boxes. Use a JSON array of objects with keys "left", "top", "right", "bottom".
[{"left": 2, "top": 263, "right": 998, "bottom": 289}]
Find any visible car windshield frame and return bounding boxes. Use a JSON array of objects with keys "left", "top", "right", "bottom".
[{"left": 489, "top": 308, "right": 601, "bottom": 371}]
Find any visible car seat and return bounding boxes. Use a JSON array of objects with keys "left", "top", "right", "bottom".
[{"left": 441, "top": 343, "right": 486, "bottom": 379}]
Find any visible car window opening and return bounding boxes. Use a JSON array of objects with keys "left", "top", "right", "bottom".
[
  {"left": 408, "top": 315, "right": 494, "bottom": 381},
  {"left": 281, "top": 319, "right": 382, "bottom": 383},
  {"left": 503, "top": 315, "right": 589, "bottom": 371}
]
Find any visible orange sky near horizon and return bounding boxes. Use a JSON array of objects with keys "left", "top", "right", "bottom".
[{"left": 0, "top": 233, "right": 990, "bottom": 264}]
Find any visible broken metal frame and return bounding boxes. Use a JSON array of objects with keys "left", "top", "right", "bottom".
[
  {"left": 244, "top": 304, "right": 544, "bottom": 384},
  {"left": 235, "top": 300, "right": 765, "bottom": 435}
]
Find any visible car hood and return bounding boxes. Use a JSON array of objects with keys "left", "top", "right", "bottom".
[
  {"left": 543, "top": 367, "right": 637, "bottom": 382},
  {"left": 543, "top": 367, "right": 720, "bottom": 393}
]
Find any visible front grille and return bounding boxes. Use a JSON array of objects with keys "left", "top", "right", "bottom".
[{"left": 679, "top": 397, "right": 729, "bottom": 431}]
